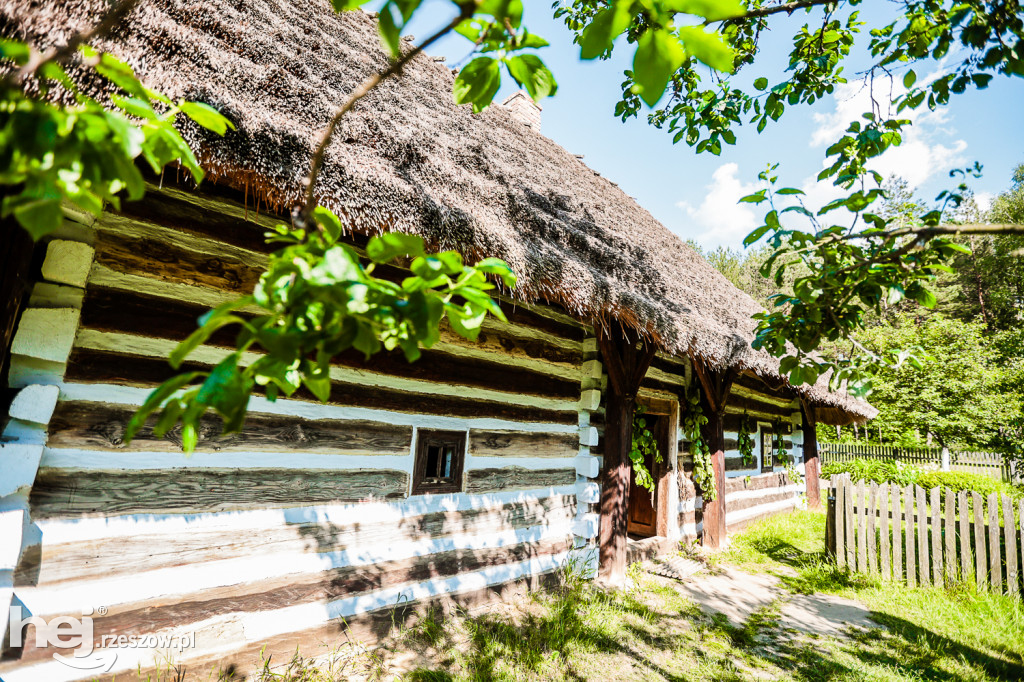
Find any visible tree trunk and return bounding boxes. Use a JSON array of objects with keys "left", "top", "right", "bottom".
[{"left": 968, "top": 235, "right": 992, "bottom": 329}]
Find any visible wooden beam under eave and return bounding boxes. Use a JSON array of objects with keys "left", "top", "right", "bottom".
[
  {"left": 801, "top": 400, "right": 822, "bottom": 509},
  {"left": 691, "top": 358, "right": 737, "bottom": 550},
  {"left": 595, "top": 323, "right": 656, "bottom": 586}
]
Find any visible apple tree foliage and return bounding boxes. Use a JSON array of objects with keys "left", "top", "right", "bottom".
[{"left": 557, "top": 0, "right": 1024, "bottom": 395}]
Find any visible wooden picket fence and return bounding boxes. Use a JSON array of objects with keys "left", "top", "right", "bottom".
[
  {"left": 826, "top": 475, "right": 1024, "bottom": 597},
  {"left": 821, "top": 443, "right": 1011, "bottom": 482}
]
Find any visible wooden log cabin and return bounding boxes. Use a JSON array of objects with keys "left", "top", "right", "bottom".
[{"left": 0, "top": 0, "right": 876, "bottom": 678}]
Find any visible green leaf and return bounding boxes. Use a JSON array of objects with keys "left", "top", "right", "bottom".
[
  {"left": 453, "top": 57, "right": 502, "bottom": 113},
  {"left": 753, "top": 77, "right": 768, "bottom": 90},
  {"left": 366, "top": 232, "right": 426, "bottom": 262},
  {"left": 903, "top": 69, "right": 916, "bottom": 88},
  {"left": 0, "top": 38, "right": 31, "bottom": 63},
  {"left": 579, "top": 7, "right": 630, "bottom": 59},
  {"left": 181, "top": 422, "right": 198, "bottom": 452},
  {"left": 313, "top": 206, "right": 343, "bottom": 243},
  {"left": 517, "top": 32, "right": 549, "bottom": 49},
  {"left": 506, "top": 54, "right": 558, "bottom": 102},
  {"left": 179, "top": 101, "right": 235, "bottom": 135},
  {"left": 632, "top": 30, "right": 686, "bottom": 107},
  {"left": 670, "top": 0, "right": 745, "bottom": 22},
  {"left": 170, "top": 310, "right": 248, "bottom": 369},
  {"left": 9, "top": 196, "right": 63, "bottom": 240},
  {"left": 678, "top": 26, "right": 735, "bottom": 73},
  {"left": 125, "top": 371, "right": 205, "bottom": 443},
  {"left": 475, "top": 257, "right": 517, "bottom": 288},
  {"left": 744, "top": 225, "right": 771, "bottom": 246},
  {"left": 477, "top": 0, "right": 524, "bottom": 28}
]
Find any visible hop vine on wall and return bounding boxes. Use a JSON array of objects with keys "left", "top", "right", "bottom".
[
  {"left": 684, "top": 383, "right": 715, "bottom": 502},
  {"left": 737, "top": 413, "right": 754, "bottom": 467},
  {"left": 630, "top": 406, "right": 662, "bottom": 491}
]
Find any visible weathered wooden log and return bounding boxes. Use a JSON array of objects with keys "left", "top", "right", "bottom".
[
  {"left": 48, "top": 400, "right": 413, "bottom": 455},
  {"left": 469, "top": 430, "right": 580, "bottom": 458},
  {"left": 464, "top": 466, "right": 576, "bottom": 494},
  {"left": 65, "top": 348, "right": 579, "bottom": 425},
  {"left": 30, "top": 468, "right": 410, "bottom": 518}
]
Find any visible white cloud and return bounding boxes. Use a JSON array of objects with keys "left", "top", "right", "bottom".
[
  {"left": 809, "top": 79, "right": 968, "bottom": 190},
  {"left": 974, "top": 191, "right": 994, "bottom": 212},
  {"left": 675, "top": 163, "right": 763, "bottom": 250},
  {"left": 674, "top": 71, "right": 974, "bottom": 251}
]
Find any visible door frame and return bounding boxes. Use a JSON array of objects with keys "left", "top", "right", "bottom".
[{"left": 631, "top": 391, "right": 680, "bottom": 539}]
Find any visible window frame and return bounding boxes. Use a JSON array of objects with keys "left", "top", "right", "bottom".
[
  {"left": 760, "top": 425, "right": 774, "bottom": 473},
  {"left": 411, "top": 429, "right": 467, "bottom": 496}
]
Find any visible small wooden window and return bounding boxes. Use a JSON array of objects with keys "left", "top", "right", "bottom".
[
  {"left": 412, "top": 430, "right": 466, "bottom": 495},
  {"left": 760, "top": 427, "right": 774, "bottom": 473}
]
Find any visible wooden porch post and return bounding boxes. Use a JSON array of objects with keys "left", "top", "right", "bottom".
[
  {"left": 801, "top": 402, "right": 821, "bottom": 509},
  {"left": 692, "top": 359, "right": 736, "bottom": 549},
  {"left": 596, "top": 323, "right": 656, "bottom": 585}
]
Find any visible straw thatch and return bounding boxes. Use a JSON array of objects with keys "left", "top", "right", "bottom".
[{"left": 0, "top": 0, "right": 875, "bottom": 422}]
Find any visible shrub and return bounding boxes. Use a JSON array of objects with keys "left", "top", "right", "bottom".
[
  {"left": 820, "top": 458, "right": 921, "bottom": 486},
  {"left": 916, "top": 471, "right": 1021, "bottom": 499}
]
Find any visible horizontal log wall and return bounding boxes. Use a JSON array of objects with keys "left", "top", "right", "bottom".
[{"left": 2, "top": 186, "right": 598, "bottom": 680}]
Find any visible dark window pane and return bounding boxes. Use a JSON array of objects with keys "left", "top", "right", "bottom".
[{"left": 426, "top": 444, "right": 440, "bottom": 479}]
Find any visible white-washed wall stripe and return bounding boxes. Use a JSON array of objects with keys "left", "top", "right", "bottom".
[{"left": 33, "top": 484, "right": 578, "bottom": 545}]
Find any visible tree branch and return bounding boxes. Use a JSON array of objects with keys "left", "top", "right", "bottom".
[
  {"left": 297, "top": 7, "right": 473, "bottom": 228},
  {"left": 731, "top": 0, "right": 836, "bottom": 21},
  {"left": 2, "top": 0, "right": 141, "bottom": 87},
  {"left": 842, "top": 223, "right": 1024, "bottom": 242}
]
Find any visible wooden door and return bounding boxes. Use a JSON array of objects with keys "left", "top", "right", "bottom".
[{"left": 627, "top": 414, "right": 661, "bottom": 537}]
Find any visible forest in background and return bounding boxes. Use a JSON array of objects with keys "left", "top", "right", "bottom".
[{"left": 695, "top": 163, "right": 1024, "bottom": 457}]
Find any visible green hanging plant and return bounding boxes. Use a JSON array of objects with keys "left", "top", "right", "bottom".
[
  {"left": 683, "top": 383, "right": 715, "bottom": 502},
  {"left": 737, "top": 413, "right": 754, "bottom": 467},
  {"left": 773, "top": 419, "right": 792, "bottom": 465},
  {"left": 630, "top": 405, "right": 662, "bottom": 492}
]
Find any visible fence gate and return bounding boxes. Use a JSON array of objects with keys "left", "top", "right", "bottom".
[{"left": 826, "top": 475, "right": 1024, "bottom": 598}]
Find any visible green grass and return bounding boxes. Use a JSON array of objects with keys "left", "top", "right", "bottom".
[{"left": 722, "top": 510, "right": 1024, "bottom": 681}]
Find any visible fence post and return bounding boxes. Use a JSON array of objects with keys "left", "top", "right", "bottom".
[
  {"left": 826, "top": 481, "right": 837, "bottom": 559},
  {"left": 904, "top": 485, "right": 916, "bottom": 588},
  {"left": 892, "top": 484, "right": 902, "bottom": 582},
  {"left": 880, "top": 483, "right": 890, "bottom": 581},
  {"left": 973, "top": 491, "right": 986, "bottom": 589},
  {"left": 941, "top": 446, "right": 950, "bottom": 472},
  {"left": 989, "top": 493, "right": 1001, "bottom": 592},
  {"left": 1004, "top": 495, "right": 1018, "bottom": 598}
]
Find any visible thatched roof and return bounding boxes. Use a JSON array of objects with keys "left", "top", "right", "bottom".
[{"left": 1, "top": 0, "right": 875, "bottom": 423}]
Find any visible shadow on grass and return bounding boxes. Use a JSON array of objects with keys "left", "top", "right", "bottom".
[{"left": 402, "top": 584, "right": 712, "bottom": 682}]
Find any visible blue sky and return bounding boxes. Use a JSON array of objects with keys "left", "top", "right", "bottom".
[{"left": 396, "top": 3, "right": 1023, "bottom": 251}]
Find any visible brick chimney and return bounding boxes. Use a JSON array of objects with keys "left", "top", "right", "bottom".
[{"left": 501, "top": 91, "right": 542, "bottom": 132}]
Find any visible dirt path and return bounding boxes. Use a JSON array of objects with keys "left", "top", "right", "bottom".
[{"left": 663, "top": 562, "right": 877, "bottom": 638}]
